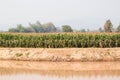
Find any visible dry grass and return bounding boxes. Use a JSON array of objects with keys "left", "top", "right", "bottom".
[{"left": 1, "top": 32, "right": 120, "bottom": 36}]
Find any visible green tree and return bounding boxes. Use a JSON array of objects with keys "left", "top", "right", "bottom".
[
  {"left": 29, "top": 21, "right": 44, "bottom": 33},
  {"left": 8, "top": 28, "right": 19, "bottom": 32},
  {"left": 24, "top": 27, "right": 35, "bottom": 32},
  {"left": 80, "top": 29, "right": 86, "bottom": 32},
  {"left": 42, "top": 22, "right": 57, "bottom": 32},
  {"left": 8, "top": 21, "right": 58, "bottom": 33},
  {"left": 16, "top": 24, "right": 25, "bottom": 32},
  {"left": 99, "top": 27, "right": 103, "bottom": 32},
  {"left": 104, "top": 19, "right": 113, "bottom": 32},
  {"left": 8, "top": 24, "right": 25, "bottom": 32},
  {"left": 62, "top": 25, "right": 73, "bottom": 32},
  {"left": 116, "top": 24, "right": 120, "bottom": 32},
  {"left": 35, "top": 21, "right": 44, "bottom": 32}
]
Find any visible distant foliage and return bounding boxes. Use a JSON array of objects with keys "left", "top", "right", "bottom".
[
  {"left": 80, "top": 29, "right": 86, "bottom": 32},
  {"left": 8, "top": 21, "right": 57, "bottom": 33},
  {"left": 98, "top": 27, "right": 104, "bottom": 32},
  {"left": 62, "top": 25, "right": 73, "bottom": 32},
  {"left": 0, "top": 33, "right": 120, "bottom": 48},
  {"left": 104, "top": 20, "right": 113, "bottom": 32},
  {"left": 7, "top": 19, "right": 120, "bottom": 33},
  {"left": 42, "top": 22, "right": 57, "bottom": 32},
  {"left": 116, "top": 24, "right": 120, "bottom": 32}
]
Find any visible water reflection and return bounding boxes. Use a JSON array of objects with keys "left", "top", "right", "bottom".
[
  {"left": 0, "top": 60, "right": 120, "bottom": 80},
  {"left": 0, "top": 74, "right": 120, "bottom": 80}
]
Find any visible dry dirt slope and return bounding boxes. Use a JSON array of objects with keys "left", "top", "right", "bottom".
[{"left": 0, "top": 48, "right": 120, "bottom": 62}]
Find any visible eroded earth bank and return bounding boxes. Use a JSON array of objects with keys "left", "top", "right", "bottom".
[{"left": 0, "top": 48, "right": 120, "bottom": 62}]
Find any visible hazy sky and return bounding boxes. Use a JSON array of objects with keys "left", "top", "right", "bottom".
[{"left": 0, "top": 0, "right": 120, "bottom": 31}]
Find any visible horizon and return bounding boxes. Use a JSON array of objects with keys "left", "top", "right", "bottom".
[{"left": 0, "top": 0, "right": 120, "bottom": 31}]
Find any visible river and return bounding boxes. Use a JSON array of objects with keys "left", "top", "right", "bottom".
[{"left": 0, "top": 60, "right": 120, "bottom": 80}]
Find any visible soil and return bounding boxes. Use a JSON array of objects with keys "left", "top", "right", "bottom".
[{"left": 0, "top": 48, "right": 120, "bottom": 62}]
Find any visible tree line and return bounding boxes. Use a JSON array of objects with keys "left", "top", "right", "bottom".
[
  {"left": 9, "top": 21, "right": 57, "bottom": 33},
  {"left": 8, "top": 20, "right": 120, "bottom": 33}
]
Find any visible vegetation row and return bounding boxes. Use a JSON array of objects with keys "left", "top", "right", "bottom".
[{"left": 0, "top": 33, "right": 120, "bottom": 48}]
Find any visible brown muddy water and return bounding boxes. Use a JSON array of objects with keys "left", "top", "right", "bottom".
[{"left": 0, "top": 61, "right": 120, "bottom": 80}]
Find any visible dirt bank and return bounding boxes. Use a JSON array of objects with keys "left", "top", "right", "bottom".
[
  {"left": 0, "top": 48, "right": 120, "bottom": 61},
  {"left": 0, "top": 61, "right": 120, "bottom": 76}
]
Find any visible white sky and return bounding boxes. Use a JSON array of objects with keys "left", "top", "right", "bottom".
[{"left": 0, "top": 0, "right": 120, "bottom": 31}]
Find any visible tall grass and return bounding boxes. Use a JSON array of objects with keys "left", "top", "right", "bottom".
[{"left": 0, "top": 33, "right": 120, "bottom": 48}]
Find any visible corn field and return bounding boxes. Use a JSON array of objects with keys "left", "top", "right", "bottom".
[{"left": 0, "top": 33, "right": 120, "bottom": 48}]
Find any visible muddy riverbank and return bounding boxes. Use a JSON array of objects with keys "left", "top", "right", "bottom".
[
  {"left": 0, "top": 60, "right": 120, "bottom": 76},
  {"left": 0, "top": 48, "right": 120, "bottom": 61}
]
